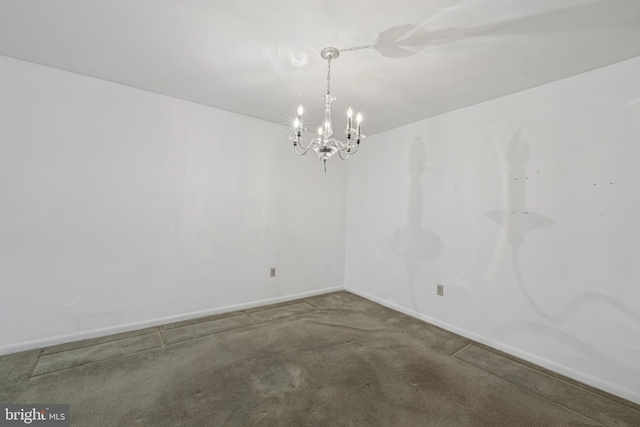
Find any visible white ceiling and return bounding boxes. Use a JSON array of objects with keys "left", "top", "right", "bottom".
[{"left": 1, "top": 0, "right": 640, "bottom": 135}]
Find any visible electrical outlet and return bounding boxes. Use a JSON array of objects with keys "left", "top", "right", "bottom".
[
  {"left": 437, "top": 284, "right": 444, "bottom": 296},
  {"left": 270, "top": 268, "right": 276, "bottom": 277}
]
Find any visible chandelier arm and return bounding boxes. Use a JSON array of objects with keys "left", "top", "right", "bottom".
[
  {"left": 299, "top": 135, "right": 322, "bottom": 151},
  {"left": 336, "top": 141, "right": 359, "bottom": 160},
  {"left": 333, "top": 139, "right": 349, "bottom": 151},
  {"left": 294, "top": 145, "right": 310, "bottom": 156},
  {"left": 297, "top": 139, "right": 313, "bottom": 150}
]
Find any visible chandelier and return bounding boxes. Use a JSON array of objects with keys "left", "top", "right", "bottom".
[{"left": 289, "top": 47, "right": 364, "bottom": 174}]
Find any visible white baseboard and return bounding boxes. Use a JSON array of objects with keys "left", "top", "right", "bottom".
[
  {"left": 345, "top": 286, "right": 640, "bottom": 406},
  {"left": 0, "top": 286, "right": 343, "bottom": 356}
]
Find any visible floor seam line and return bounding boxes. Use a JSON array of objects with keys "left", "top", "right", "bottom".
[
  {"left": 470, "top": 344, "right": 640, "bottom": 413},
  {"left": 302, "top": 299, "right": 320, "bottom": 310},
  {"left": 245, "top": 312, "right": 258, "bottom": 325},
  {"left": 28, "top": 349, "right": 44, "bottom": 378},
  {"left": 453, "top": 356, "right": 608, "bottom": 426},
  {"left": 449, "top": 342, "right": 473, "bottom": 357},
  {"left": 163, "top": 313, "right": 250, "bottom": 331},
  {"left": 30, "top": 346, "right": 162, "bottom": 378},
  {"left": 163, "top": 321, "right": 263, "bottom": 346},
  {"left": 40, "top": 332, "right": 159, "bottom": 356},
  {"left": 157, "top": 326, "right": 167, "bottom": 348},
  {"left": 164, "top": 319, "right": 259, "bottom": 346},
  {"left": 250, "top": 311, "right": 317, "bottom": 325},
  {"left": 166, "top": 310, "right": 323, "bottom": 345}
]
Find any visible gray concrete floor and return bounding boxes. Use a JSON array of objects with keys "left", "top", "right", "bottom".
[{"left": 1, "top": 291, "right": 639, "bottom": 426}]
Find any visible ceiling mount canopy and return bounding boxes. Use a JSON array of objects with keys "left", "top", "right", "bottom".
[
  {"left": 289, "top": 47, "right": 365, "bottom": 174},
  {"left": 320, "top": 46, "right": 340, "bottom": 61}
]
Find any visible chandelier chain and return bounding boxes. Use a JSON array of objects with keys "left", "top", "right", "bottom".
[
  {"left": 326, "top": 57, "right": 331, "bottom": 95},
  {"left": 339, "top": 44, "right": 374, "bottom": 52}
]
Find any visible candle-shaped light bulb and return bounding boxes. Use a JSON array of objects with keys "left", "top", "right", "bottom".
[
  {"left": 318, "top": 127, "right": 323, "bottom": 136},
  {"left": 356, "top": 113, "right": 362, "bottom": 137},
  {"left": 293, "top": 118, "right": 300, "bottom": 128},
  {"left": 347, "top": 107, "right": 353, "bottom": 131},
  {"left": 347, "top": 108, "right": 353, "bottom": 118},
  {"left": 297, "top": 105, "right": 304, "bottom": 116}
]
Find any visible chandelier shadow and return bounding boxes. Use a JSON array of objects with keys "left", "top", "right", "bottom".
[{"left": 289, "top": 47, "right": 365, "bottom": 174}]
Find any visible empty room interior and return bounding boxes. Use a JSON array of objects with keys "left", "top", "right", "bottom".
[{"left": 1, "top": 1, "right": 640, "bottom": 426}]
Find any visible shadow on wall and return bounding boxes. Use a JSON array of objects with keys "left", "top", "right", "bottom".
[
  {"left": 389, "top": 138, "right": 444, "bottom": 310},
  {"left": 487, "top": 129, "right": 638, "bottom": 322},
  {"left": 487, "top": 130, "right": 555, "bottom": 249},
  {"left": 487, "top": 129, "right": 639, "bottom": 378}
]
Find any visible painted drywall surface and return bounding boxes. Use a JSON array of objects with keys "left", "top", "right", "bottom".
[
  {"left": 345, "top": 57, "right": 640, "bottom": 404},
  {"left": 0, "top": 55, "right": 347, "bottom": 353}
]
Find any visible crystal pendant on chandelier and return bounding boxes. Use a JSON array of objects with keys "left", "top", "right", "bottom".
[{"left": 289, "top": 47, "right": 365, "bottom": 174}]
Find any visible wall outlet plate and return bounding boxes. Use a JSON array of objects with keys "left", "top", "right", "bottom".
[{"left": 437, "top": 284, "right": 444, "bottom": 296}]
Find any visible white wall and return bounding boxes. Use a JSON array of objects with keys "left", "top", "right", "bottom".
[
  {"left": 0, "top": 55, "right": 347, "bottom": 354},
  {"left": 345, "top": 56, "right": 640, "bottom": 404},
  {"left": 3, "top": 51, "right": 639, "bottom": 405}
]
